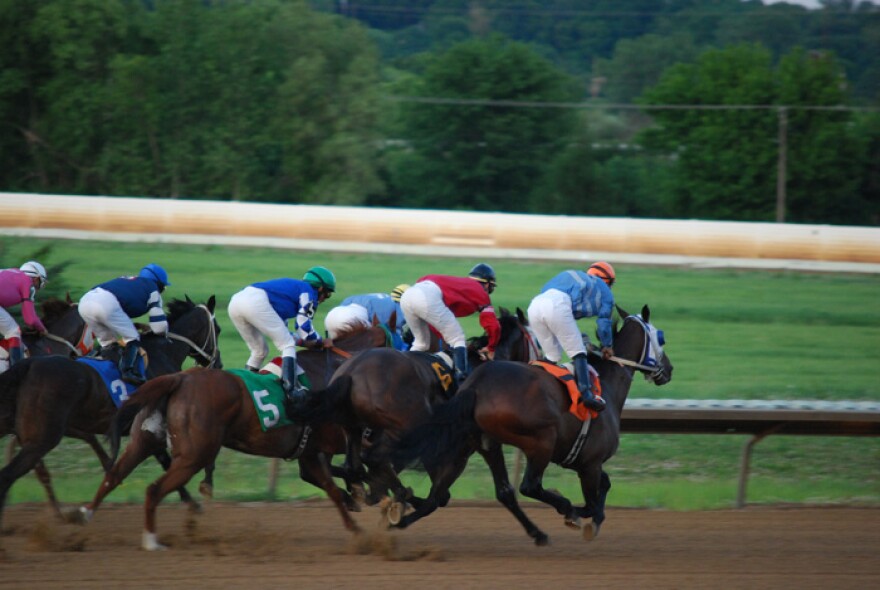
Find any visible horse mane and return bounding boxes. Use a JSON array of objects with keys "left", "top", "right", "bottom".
[
  {"left": 39, "top": 297, "right": 73, "bottom": 323},
  {"left": 467, "top": 307, "right": 518, "bottom": 350},
  {"left": 166, "top": 297, "right": 196, "bottom": 324}
]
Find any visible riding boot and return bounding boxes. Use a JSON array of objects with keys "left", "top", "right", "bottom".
[
  {"left": 452, "top": 346, "right": 469, "bottom": 386},
  {"left": 8, "top": 338, "right": 23, "bottom": 367},
  {"left": 281, "top": 356, "right": 308, "bottom": 408},
  {"left": 573, "top": 353, "right": 605, "bottom": 413},
  {"left": 119, "top": 340, "right": 146, "bottom": 386}
]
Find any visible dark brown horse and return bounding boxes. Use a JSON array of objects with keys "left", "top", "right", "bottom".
[
  {"left": 289, "top": 308, "right": 537, "bottom": 518},
  {"left": 81, "top": 322, "right": 392, "bottom": 550},
  {"left": 389, "top": 305, "right": 673, "bottom": 545},
  {"left": 0, "top": 296, "right": 221, "bottom": 529}
]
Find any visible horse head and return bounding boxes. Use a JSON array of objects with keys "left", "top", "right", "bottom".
[
  {"left": 613, "top": 304, "right": 673, "bottom": 386},
  {"left": 22, "top": 295, "right": 93, "bottom": 357},
  {"left": 469, "top": 307, "right": 538, "bottom": 363},
  {"left": 164, "top": 295, "right": 222, "bottom": 369}
]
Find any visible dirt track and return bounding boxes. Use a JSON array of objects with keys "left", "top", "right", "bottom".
[{"left": 1, "top": 501, "right": 878, "bottom": 589}]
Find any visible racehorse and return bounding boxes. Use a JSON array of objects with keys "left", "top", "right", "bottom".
[
  {"left": 389, "top": 305, "right": 673, "bottom": 545},
  {"left": 0, "top": 296, "right": 221, "bottom": 529},
  {"left": 289, "top": 308, "right": 537, "bottom": 516},
  {"left": 81, "top": 321, "right": 394, "bottom": 550}
]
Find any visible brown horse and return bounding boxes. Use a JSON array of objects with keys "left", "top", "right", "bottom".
[
  {"left": 81, "top": 322, "right": 392, "bottom": 550},
  {"left": 289, "top": 308, "right": 537, "bottom": 517},
  {"left": 0, "top": 297, "right": 221, "bottom": 529},
  {"left": 390, "top": 305, "right": 673, "bottom": 545}
]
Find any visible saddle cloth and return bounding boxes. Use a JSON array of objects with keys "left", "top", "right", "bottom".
[
  {"left": 407, "top": 351, "right": 455, "bottom": 394},
  {"left": 530, "top": 360, "right": 602, "bottom": 421},
  {"left": 229, "top": 368, "right": 294, "bottom": 432},
  {"left": 77, "top": 356, "right": 146, "bottom": 408}
]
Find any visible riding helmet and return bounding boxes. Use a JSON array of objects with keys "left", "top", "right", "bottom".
[
  {"left": 20, "top": 260, "right": 48, "bottom": 288},
  {"left": 468, "top": 263, "right": 497, "bottom": 292},
  {"left": 303, "top": 266, "right": 337, "bottom": 293},
  {"left": 139, "top": 263, "right": 171, "bottom": 287},
  {"left": 587, "top": 261, "right": 615, "bottom": 286},
  {"left": 390, "top": 284, "right": 410, "bottom": 303}
]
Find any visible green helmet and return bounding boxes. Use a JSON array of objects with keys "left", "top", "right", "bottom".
[{"left": 303, "top": 266, "right": 336, "bottom": 293}]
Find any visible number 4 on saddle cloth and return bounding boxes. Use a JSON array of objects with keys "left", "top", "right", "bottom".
[
  {"left": 530, "top": 360, "right": 603, "bottom": 421},
  {"left": 77, "top": 354, "right": 149, "bottom": 408}
]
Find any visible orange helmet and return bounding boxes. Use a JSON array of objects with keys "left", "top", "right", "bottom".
[{"left": 587, "top": 261, "right": 615, "bottom": 286}]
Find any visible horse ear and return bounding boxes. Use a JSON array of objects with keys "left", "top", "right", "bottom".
[
  {"left": 388, "top": 310, "right": 397, "bottom": 331},
  {"left": 66, "top": 292, "right": 73, "bottom": 304},
  {"left": 641, "top": 304, "right": 650, "bottom": 323},
  {"left": 185, "top": 294, "right": 193, "bottom": 305},
  {"left": 208, "top": 295, "right": 216, "bottom": 313},
  {"left": 516, "top": 307, "right": 527, "bottom": 325},
  {"left": 616, "top": 304, "right": 629, "bottom": 319},
  {"left": 372, "top": 313, "right": 380, "bottom": 327}
]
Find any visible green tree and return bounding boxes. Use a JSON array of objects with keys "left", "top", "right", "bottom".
[
  {"left": 387, "top": 34, "right": 579, "bottom": 211},
  {"left": 638, "top": 44, "right": 867, "bottom": 223}
]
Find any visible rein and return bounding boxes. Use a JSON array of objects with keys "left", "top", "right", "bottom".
[
  {"left": 167, "top": 304, "right": 219, "bottom": 367},
  {"left": 41, "top": 317, "right": 94, "bottom": 357},
  {"left": 589, "top": 315, "right": 664, "bottom": 378}
]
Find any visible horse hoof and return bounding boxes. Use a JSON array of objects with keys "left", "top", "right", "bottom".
[
  {"left": 198, "top": 482, "right": 213, "bottom": 499},
  {"left": 564, "top": 516, "right": 582, "bottom": 530},
  {"left": 534, "top": 533, "right": 550, "bottom": 546},
  {"left": 66, "top": 506, "right": 91, "bottom": 525},
  {"left": 351, "top": 484, "right": 367, "bottom": 506},
  {"left": 386, "top": 502, "right": 404, "bottom": 526},
  {"left": 582, "top": 521, "right": 599, "bottom": 542},
  {"left": 142, "top": 531, "right": 168, "bottom": 551},
  {"left": 187, "top": 501, "right": 203, "bottom": 515}
]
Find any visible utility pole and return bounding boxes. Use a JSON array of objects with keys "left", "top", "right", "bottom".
[{"left": 776, "top": 106, "right": 788, "bottom": 223}]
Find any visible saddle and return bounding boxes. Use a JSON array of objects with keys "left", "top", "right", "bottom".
[{"left": 530, "top": 360, "right": 602, "bottom": 421}]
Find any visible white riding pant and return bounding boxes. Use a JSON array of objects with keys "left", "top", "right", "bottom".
[
  {"left": 324, "top": 303, "right": 370, "bottom": 339},
  {"left": 78, "top": 288, "right": 139, "bottom": 347},
  {"left": 228, "top": 286, "right": 297, "bottom": 369},
  {"left": 0, "top": 308, "right": 21, "bottom": 339},
  {"left": 400, "top": 280, "right": 465, "bottom": 351},
  {"left": 527, "top": 289, "right": 586, "bottom": 363}
]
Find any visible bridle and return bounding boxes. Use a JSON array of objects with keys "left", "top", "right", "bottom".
[
  {"left": 591, "top": 314, "right": 667, "bottom": 382},
  {"left": 167, "top": 304, "right": 220, "bottom": 368}
]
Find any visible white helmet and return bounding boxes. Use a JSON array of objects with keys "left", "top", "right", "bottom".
[{"left": 20, "top": 260, "right": 48, "bottom": 288}]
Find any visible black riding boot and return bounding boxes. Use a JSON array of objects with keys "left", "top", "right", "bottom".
[
  {"left": 452, "top": 346, "right": 469, "bottom": 386},
  {"left": 119, "top": 340, "right": 146, "bottom": 386},
  {"left": 573, "top": 353, "right": 605, "bottom": 413},
  {"left": 8, "top": 340, "right": 23, "bottom": 367},
  {"left": 281, "top": 356, "right": 307, "bottom": 408}
]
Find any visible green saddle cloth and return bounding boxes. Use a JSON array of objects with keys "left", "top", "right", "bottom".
[{"left": 229, "top": 369, "right": 295, "bottom": 432}]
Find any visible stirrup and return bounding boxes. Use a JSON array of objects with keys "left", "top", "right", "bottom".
[{"left": 580, "top": 394, "right": 606, "bottom": 412}]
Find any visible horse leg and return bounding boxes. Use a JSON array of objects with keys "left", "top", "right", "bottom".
[
  {"left": 300, "top": 458, "right": 359, "bottom": 513},
  {"left": 297, "top": 452, "right": 361, "bottom": 534},
  {"left": 32, "top": 460, "right": 65, "bottom": 521},
  {"left": 67, "top": 430, "right": 113, "bottom": 471},
  {"left": 518, "top": 450, "right": 578, "bottom": 524},
  {"left": 392, "top": 450, "right": 470, "bottom": 531},
  {"left": 152, "top": 449, "right": 202, "bottom": 514},
  {"left": 577, "top": 468, "right": 611, "bottom": 541},
  {"left": 477, "top": 442, "right": 549, "bottom": 546},
  {"left": 199, "top": 462, "right": 215, "bottom": 499},
  {"left": 0, "top": 439, "right": 60, "bottom": 530},
  {"left": 143, "top": 456, "right": 205, "bottom": 551}
]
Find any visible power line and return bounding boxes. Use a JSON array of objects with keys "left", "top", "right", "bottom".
[{"left": 384, "top": 95, "right": 880, "bottom": 112}]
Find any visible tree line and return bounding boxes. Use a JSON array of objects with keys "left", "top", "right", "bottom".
[{"left": 1, "top": 0, "right": 878, "bottom": 224}]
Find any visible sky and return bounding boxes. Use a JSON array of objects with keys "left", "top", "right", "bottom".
[{"left": 760, "top": 0, "right": 879, "bottom": 7}]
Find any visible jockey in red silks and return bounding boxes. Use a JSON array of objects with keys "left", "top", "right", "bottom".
[
  {"left": 0, "top": 261, "right": 49, "bottom": 366},
  {"left": 400, "top": 263, "right": 500, "bottom": 385}
]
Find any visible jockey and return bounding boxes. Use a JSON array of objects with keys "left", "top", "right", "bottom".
[
  {"left": 400, "top": 264, "right": 500, "bottom": 385},
  {"left": 0, "top": 261, "right": 49, "bottom": 366},
  {"left": 78, "top": 264, "right": 171, "bottom": 385},
  {"left": 323, "top": 284, "right": 410, "bottom": 350},
  {"left": 526, "top": 261, "right": 616, "bottom": 413},
  {"left": 227, "top": 266, "right": 335, "bottom": 406}
]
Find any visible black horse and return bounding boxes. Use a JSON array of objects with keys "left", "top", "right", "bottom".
[
  {"left": 0, "top": 296, "right": 221, "bottom": 529},
  {"left": 390, "top": 305, "right": 673, "bottom": 545},
  {"left": 289, "top": 308, "right": 537, "bottom": 518}
]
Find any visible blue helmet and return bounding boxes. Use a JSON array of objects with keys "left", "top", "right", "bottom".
[{"left": 139, "top": 263, "right": 171, "bottom": 287}]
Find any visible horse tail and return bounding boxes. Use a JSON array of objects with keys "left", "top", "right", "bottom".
[
  {"left": 393, "top": 387, "right": 479, "bottom": 471},
  {"left": 0, "top": 360, "right": 32, "bottom": 428},
  {"left": 109, "top": 373, "right": 186, "bottom": 461},
  {"left": 289, "top": 374, "right": 353, "bottom": 425}
]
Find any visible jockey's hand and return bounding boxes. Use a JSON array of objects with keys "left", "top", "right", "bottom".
[
  {"left": 479, "top": 347, "right": 494, "bottom": 361},
  {"left": 322, "top": 338, "right": 334, "bottom": 349},
  {"left": 601, "top": 346, "right": 614, "bottom": 360},
  {"left": 39, "top": 329, "right": 49, "bottom": 337}
]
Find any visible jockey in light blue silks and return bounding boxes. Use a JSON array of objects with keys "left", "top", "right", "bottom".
[
  {"left": 527, "top": 262, "right": 617, "bottom": 413},
  {"left": 227, "top": 266, "right": 335, "bottom": 405},
  {"left": 323, "top": 284, "right": 410, "bottom": 350},
  {"left": 78, "top": 264, "right": 170, "bottom": 385}
]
